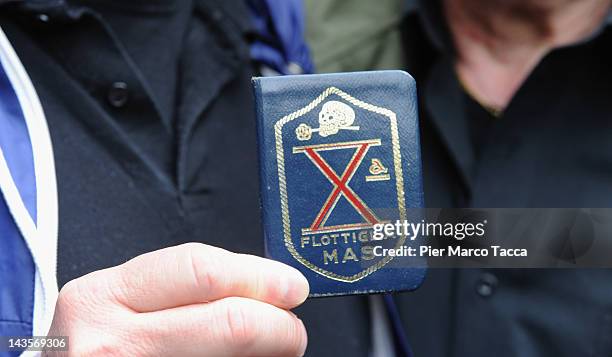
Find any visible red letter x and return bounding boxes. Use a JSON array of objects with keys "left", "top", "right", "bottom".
[{"left": 293, "top": 140, "right": 382, "bottom": 233}]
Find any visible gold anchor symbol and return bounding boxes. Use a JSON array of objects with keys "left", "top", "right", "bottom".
[{"left": 366, "top": 158, "right": 390, "bottom": 182}]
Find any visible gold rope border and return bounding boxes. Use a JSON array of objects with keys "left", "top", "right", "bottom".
[{"left": 274, "top": 87, "right": 407, "bottom": 282}]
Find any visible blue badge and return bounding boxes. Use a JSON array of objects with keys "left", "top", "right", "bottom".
[{"left": 253, "top": 71, "right": 426, "bottom": 296}]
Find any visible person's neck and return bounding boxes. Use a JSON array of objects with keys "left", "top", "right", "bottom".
[{"left": 444, "top": 0, "right": 611, "bottom": 112}]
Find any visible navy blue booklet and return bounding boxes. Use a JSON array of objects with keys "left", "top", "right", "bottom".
[{"left": 252, "top": 71, "right": 426, "bottom": 297}]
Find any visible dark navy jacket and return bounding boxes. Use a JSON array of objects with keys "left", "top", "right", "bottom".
[
  {"left": 0, "top": 0, "right": 370, "bottom": 356},
  {"left": 396, "top": 2, "right": 612, "bottom": 356}
]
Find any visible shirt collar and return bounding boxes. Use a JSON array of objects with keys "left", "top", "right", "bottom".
[{"left": 413, "top": 0, "right": 455, "bottom": 54}]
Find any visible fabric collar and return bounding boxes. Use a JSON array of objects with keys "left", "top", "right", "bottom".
[{"left": 414, "top": 0, "right": 454, "bottom": 54}]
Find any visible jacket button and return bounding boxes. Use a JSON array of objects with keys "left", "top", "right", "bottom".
[
  {"left": 107, "top": 82, "right": 129, "bottom": 108},
  {"left": 476, "top": 272, "right": 498, "bottom": 298},
  {"left": 37, "top": 14, "right": 50, "bottom": 23}
]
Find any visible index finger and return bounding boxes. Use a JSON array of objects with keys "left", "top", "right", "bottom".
[{"left": 108, "top": 243, "right": 309, "bottom": 312}]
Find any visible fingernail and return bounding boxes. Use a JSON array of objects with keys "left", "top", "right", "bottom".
[{"left": 281, "top": 269, "right": 309, "bottom": 305}]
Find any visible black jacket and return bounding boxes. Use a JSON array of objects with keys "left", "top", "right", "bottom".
[
  {"left": 0, "top": 1, "right": 370, "bottom": 356},
  {"left": 396, "top": 2, "right": 612, "bottom": 356}
]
